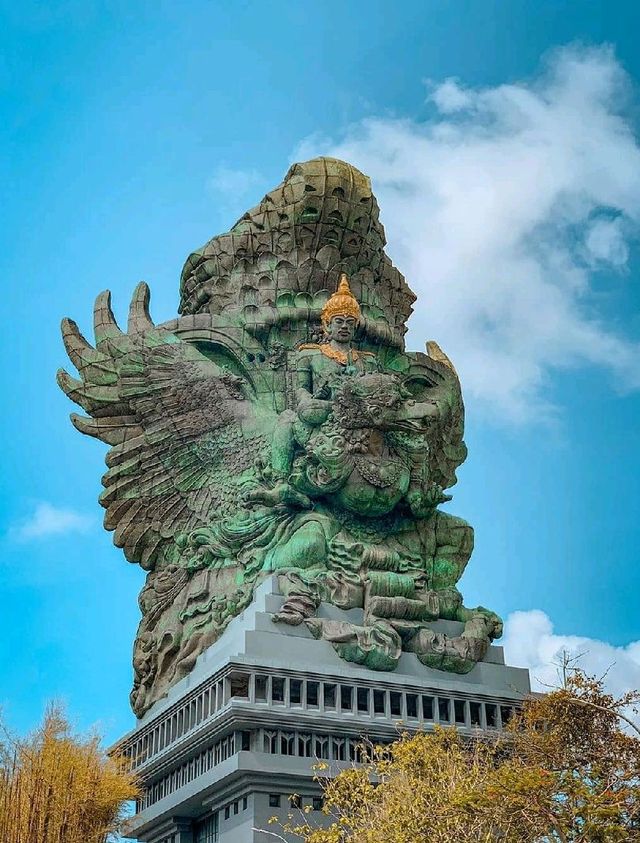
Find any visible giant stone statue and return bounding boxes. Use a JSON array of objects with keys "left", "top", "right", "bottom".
[{"left": 58, "top": 157, "right": 502, "bottom": 718}]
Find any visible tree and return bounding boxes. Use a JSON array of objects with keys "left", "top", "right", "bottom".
[
  {"left": 0, "top": 704, "right": 139, "bottom": 843},
  {"left": 272, "top": 670, "right": 640, "bottom": 842}
]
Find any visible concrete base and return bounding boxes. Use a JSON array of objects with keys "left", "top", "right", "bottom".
[{"left": 119, "top": 577, "right": 530, "bottom": 843}]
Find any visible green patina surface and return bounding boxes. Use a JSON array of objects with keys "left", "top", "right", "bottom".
[{"left": 58, "top": 157, "right": 502, "bottom": 717}]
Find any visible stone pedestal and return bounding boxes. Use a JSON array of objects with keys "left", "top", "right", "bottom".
[{"left": 120, "top": 577, "right": 530, "bottom": 843}]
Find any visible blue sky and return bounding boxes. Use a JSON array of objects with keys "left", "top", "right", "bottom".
[{"left": 2, "top": 0, "right": 640, "bottom": 743}]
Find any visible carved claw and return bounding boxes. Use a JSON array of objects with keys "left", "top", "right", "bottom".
[
  {"left": 93, "top": 290, "right": 125, "bottom": 355},
  {"left": 70, "top": 412, "right": 141, "bottom": 445},
  {"left": 472, "top": 607, "right": 503, "bottom": 639},
  {"left": 128, "top": 282, "right": 154, "bottom": 335},
  {"left": 61, "top": 317, "right": 104, "bottom": 371},
  {"left": 56, "top": 368, "right": 83, "bottom": 398},
  {"left": 272, "top": 608, "right": 306, "bottom": 626}
]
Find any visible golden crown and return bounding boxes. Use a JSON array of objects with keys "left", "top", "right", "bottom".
[{"left": 321, "top": 274, "right": 362, "bottom": 327}]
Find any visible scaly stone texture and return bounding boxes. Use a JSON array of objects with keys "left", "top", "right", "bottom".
[{"left": 58, "top": 157, "right": 502, "bottom": 718}]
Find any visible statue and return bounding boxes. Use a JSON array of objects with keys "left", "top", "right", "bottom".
[
  {"left": 58, "top": 157, "right": 502, "bottom": 717},
  {"left": 249, "top": 273, "right": 378, "bottom": 509}
]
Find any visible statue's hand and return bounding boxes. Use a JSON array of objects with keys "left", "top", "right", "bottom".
[
  {"left": 298, "top": 398, "right": 331, "bottom": 426},
  {"left": 312, "top": 382, "right": 331, "bottom": 401},
  {"left": 426, "top": 483, "right": 452, "bottom": 507},
  {"left": 407, "top": 483, "right": 452, "bottom": 517},
  {"left": 244, "top": 481, "right": 312, "bottom": 510}
]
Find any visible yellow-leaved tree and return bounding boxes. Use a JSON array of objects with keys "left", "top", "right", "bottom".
[
  {"left": 274, "top": 669, "right": 640, "bottom": 843},
  {"left": 0, "top": 704, "right": 139, "bottom": 843}
]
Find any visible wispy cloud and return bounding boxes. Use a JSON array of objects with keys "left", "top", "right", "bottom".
[
  {"left": 503, "top": 609, "right": 640, "bottom": 703},
  {"left": 296, "top": 44, "right": 640, "bottom": 422},
  {"left": 10, "top": 502, "right": 94, "bottom": 541},
  {"left": 209, "top": 165, "right": 264, "bottom": 200}
]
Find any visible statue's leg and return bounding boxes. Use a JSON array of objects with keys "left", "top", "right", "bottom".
[
  {"left": 271, "top": 409, "right": 297, "bottom": 477},
  {"left": 268, "top": 519, "right": 329, "bottom": 625},
  {"left": 275, "top": 569, "right": 323, "bottom": 626},
  {"left": 267, "top": 519, "right": 328, "bottom": 572},
  {"left": 431, "top": 510, "right": 474, "bottom": 590},
  {"left": 246, "top": 410, "right": 312, "bottom": 508},
  {"left": 428, "top": 511, "right": 502, "bottom": 638}
]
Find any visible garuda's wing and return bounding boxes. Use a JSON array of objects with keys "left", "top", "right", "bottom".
[
  {"left": 57, "top": 283, "right": 270, "bottom": 571},
  {"left": 405, "top": 341, "right": 468, "bottom": 491}
]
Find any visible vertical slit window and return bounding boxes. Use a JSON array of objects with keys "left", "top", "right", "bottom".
[
  {"left": 406, "top": 694, "right": 418, "bottom": 718},
  {"left": 230, "top": 672, "right": 250, "bottom": 699},
  {"left": 265, "top": 731, "right": 278, "bottom": 753},
  {"left": 280, "top": 733, "right": 294, "bottom": 755},
  {"left": 438, "top": 698, "right": 451, "bottom": 723},
  {"left": 298, "top": 734, "right": 312, "bottom": 757},
  {"left": 290, "top": 679, "right": 302, "bottom": 705},
  {"left": 272, "top": 677, "right": 285, "bottom": 703},
  {"left": 500, "top": 706, "right": 514, "bottom": 726},
  {"left": 255, "top": 675, "right": 268, "bottom": 702},
  {"left": 421, "top": 695, "right": 434, "bottom": 720},
  {"left": 314, "top": 736, "right": 328, "bottom": 759},
  {"left": 194, "top": 812, "right": 219, "bottom": 843},
  {"left": 357, "top": 687, "right": 369, "bottom": 713},
  {"left": 332, "top": 738, "right": 346, "bottom": 761},
  {"left": 340, "top": 685, "right": 353, "bottom": 712},
  {"left": 306, "top": 682, "right": 319, "bottom": 708},
  {"left": 323, "top": 684, "right": 336, "bottom": 709},
  {"left": 390, "top": 692, "right": 402, "bottom": 717},
  {"left": 373, "top": 689, "right": 386, "bottom": 715}
]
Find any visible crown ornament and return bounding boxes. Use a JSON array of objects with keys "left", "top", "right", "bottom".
[{"left": 321, "top": 274, "right": 362, "bottom": 328}]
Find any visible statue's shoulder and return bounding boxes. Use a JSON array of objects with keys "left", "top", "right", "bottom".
[{"left": 295, "top": 343, "right": 326, "bottom": 360}]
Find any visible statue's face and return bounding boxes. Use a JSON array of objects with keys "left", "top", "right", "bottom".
[{"left": 327, "top": 315, "right": 357, "bottom": 343}]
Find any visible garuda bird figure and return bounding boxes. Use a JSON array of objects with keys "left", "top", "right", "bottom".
[{"left": 58, "top": 157, "right": 502, "bottom": 717}]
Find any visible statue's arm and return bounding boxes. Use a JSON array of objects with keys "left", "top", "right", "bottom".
[
  {"left": 294, "top": 353, "right": 313, "bottom": 400},
  {"left": 294, "top": 353, "right": 331, "bottom": 425}
]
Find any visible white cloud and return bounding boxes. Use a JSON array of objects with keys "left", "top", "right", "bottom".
[
  {"left": 296, "top": 44, "right": 640, "bottom": 421},
  {"left": 428, "top": 78, "right": 474, "bottom": 113},
  {"left": 502, "top": 609, "right": 640, "bottom": 703},
  {"left": 209, "top": 165, "right": 263, "bottom": 198},
  {"left": 11, "top": 502, "right": 94, "bottom": 541},
  {"left": 584, "top": 216, "right": 629, "bottom": 266}
]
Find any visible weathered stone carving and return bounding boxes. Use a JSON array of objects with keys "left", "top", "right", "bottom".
[{"left": 58, "top": 157, "right": 502, "bottom": 717}]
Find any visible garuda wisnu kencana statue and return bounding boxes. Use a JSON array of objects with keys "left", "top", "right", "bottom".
[{"left": 58, "top": 157, "right": 502, "bottom": 717}]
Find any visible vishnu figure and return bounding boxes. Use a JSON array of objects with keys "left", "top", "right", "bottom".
[{"left": 249, "top": 274, "right": 379, "bottom": 508}]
